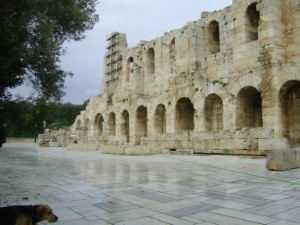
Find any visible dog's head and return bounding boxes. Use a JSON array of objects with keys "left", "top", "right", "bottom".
[{"left": 36, "top": 205, "right": 58, "bottom": 223}]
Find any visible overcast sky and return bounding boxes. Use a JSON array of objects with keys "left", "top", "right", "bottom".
[{"left": 13, "top": 0, "right": 232, "bottom": 104}]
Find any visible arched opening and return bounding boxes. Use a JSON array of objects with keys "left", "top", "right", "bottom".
[
  {"left": 175, "top": 98, "right": 194, "bottom": 131},
  {"left": 204, "top": 94, "right": 223, "bottom": 131},
  {"left": 236, "top": 86, "right": 262, "bottom": 128},
  {"left": 246, "top": 3, "right": 260, "bottom": 42},
  {"left": 136, "top": 106, "right": 147, "bottom": 144},
  {"left": 84, "top": 119, "right": 90, "bottom": 130},
  {"left": 208, "top": 20, "right": 220, "bottom": 54},
  {"left": 147, "top": 48, "right": 155, "bottom": 73},
  {"left": 75, "top": 120, "right": 82, "bottom": 130},
  {"left": 121, "top": 110, "right": 130, "bottom": 142},
  {"left": 94, "top": 113, "right": 104, "bottom": 136},
  {"left": 108, "top": 112, "right": 116, "bottom": 136},
  {"left": 169, "top": 38, "right": 176, "bottom": 73},
  {"left": 154, "top": 104, "right": 166, "bottom": 134},
  {"left": 279, "top": 80, "right": 300, "bottom": 147},
  {"left": 126, "top": 57, "right": 133, "bottom": 82},
  {"left": 83, "top": 118, "right": 90, "bottom": 136}
]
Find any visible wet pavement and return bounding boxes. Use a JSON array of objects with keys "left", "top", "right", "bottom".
[{"left": 0, "top": 143, "right": 300, "bottom": 225}]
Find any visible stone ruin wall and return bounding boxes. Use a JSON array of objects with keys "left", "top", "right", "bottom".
[{"left": 71, "top": 0, "right": 300, "bottom": 155}]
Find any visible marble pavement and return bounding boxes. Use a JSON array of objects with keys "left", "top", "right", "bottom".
[{"left": 0, "top": 143, "right": 299, "bottom": 225}]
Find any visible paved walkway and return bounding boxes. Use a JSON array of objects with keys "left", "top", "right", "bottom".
[{"left": 0, "top": 143, "right": 300, "bottom": 225}]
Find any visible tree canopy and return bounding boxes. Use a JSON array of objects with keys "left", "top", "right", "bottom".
[{"left": 0, "top": 0, "right": 99, "bottom": 102}]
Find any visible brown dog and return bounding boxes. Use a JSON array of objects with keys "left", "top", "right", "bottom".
[{"left": 0, "top": 204, "right": 58, "bottom": 225}]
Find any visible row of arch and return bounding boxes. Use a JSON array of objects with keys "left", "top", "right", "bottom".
[
  {"left": 76, "top": 80, "right": 300, "bottom": 147},
  {"left": 209, "top": 2, "right": 260, "bottom": 53},
  {"left": 124, "top": 2, "right": 260, "bottom": 81}
]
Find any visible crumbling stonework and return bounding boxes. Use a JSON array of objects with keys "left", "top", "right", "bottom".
[{"left": 71, "top": 0, "right": 300, "bottom": 155}]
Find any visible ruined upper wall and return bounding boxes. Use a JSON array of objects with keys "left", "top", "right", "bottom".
[
  {"left": 99, "top": 0, "right": 298, "bottom": 103},
  {"left": 72, "top": 0, "right": 300, "bottom": 151}
]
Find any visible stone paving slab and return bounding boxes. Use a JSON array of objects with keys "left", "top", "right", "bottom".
[{"left": 0, "top": 143, "right": 300, "bottom": 225}]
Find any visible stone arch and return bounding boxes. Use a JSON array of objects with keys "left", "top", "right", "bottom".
[
  {"left": 236, "top": 86, "right": 262, "bottom": 128},
  {"left": 147, "top": 48, "right": 155, "bottom": 73},
  {"left": 84, "top": 118, "right": 90, "bottom": 129},
  {"left": 94, "top": 113, "right": 104, "bottom": 136},
  {"left": 75, "top": 119, "right": 82, "bottom": 130},
  {"left": 204, "top": 94, "right": 223, "bottom": 131},
  {"left": 175, "top": 98, "right": 194, "bottom": 131},
  {"left": 279, "top": 80, "right": 300, "bottom": 147},
  {"left": 154, "top": 104, "right": 166, "bottom": 134},
  {"left": 169, "top": 38, "right": 176, "bottom": 73},
  {"left": 108, "top": 112, "right": 116, "bottom": 136},
  {"left": 126, "top": 57, "right": 133, "bottom": 82},
  {"left": 121, "top": 110, "right": 130, "bottom": 142},
  {"left": 246, "top": 3, "right": 260, "bottom": 42},
  {"left": 136, "top": 106, "right": 147, "bottom": 144},
  {"left": 208, "top": 20, "right": 220, "bottom": 54}
]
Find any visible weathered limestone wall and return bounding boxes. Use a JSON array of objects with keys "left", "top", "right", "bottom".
[{"left": 71, "top": 0, "right": 300, "bottom": 155}]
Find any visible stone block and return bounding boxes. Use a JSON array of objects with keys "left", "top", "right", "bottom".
[
  {"left": 146, "top": 134, "right": 162, "bottom": 141},
  {"left": 100, "top": 145, "right": 160, "bottom": 155},
  {"left": 190, "top": 131, "right": 215, "bottom": 140},
  {"left": 180, "top": 140, "right": 194, "bottom": 149},
  {"left": 235, "top": 128, "right": 274, "bottom": 139},
  {"left": 124, "top": 146, "right": 161, "bottom": 155},
  {"left": 194, "top": 139, "right": 220, "bottom": 150},
  {"left": 147, "top": 140, "right": 163, "bottom": 149},
  {"left": 49, "top": 142, "right": 59, "bottom": 147},
  {"left": 172, "top": 132, "right": 190, "bottom": 140},
  {"left": 161, "top": 140, "right": 180, "bottom": 150},
  {"left": 266, "top": 148, "right": 300, "bottom": 171},
  {"left": 214, "top": 130, "right": 235, "bottom": 139},
  {"left": 258, "top": 138, "right": 290, "bottom": 151},
  {"left": 220, "top": 139, "right": 258, "bottom": 151},
  {"left": 167, "top": 149, "right": 194, "bottom": 155},
  {"left": 67, "top": 143, "right": 100, "bottom": 151}
]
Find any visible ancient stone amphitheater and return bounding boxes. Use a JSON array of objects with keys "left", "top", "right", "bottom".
[{"left": 71, "top": 0, "right": 300, "bottom": 155}]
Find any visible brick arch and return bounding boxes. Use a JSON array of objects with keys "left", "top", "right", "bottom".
[{"left": 231, "top": 74, "right": 262, "bottom": 97}]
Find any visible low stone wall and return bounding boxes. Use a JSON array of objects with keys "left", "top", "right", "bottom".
[
  {"left": 6, "top": 138, "right": 35, "bottom": 143},
  {"left": 144, "top": 128, "right": 290, "bottom": 156},
  {"left": 66, "top": 143, "right": 160, "bottom": 155},
  {"left": 100, "top": 145, "right": 161, "bottom": 155},
  {"left": 67, "top": 143, "right": 100, "bottom": 151}
]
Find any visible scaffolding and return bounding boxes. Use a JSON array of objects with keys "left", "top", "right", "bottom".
[{"left": 105, "top": 32, "right": 123, "bottom": 84}]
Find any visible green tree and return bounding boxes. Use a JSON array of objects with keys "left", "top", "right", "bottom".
[
  {"left": 2, "top": 97, "right": 86, "bottom": 138},
  {"left": 0, "top": 0, "right": 99, "bottom": 102}
]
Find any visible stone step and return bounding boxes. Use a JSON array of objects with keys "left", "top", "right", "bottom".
[
  {"left": 66, "top": 143, "right": 161, "bottom": 155},
  {"left": 100, "top": 145, "right": 161, "bottom": 155}
]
